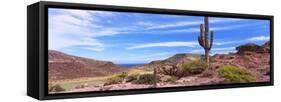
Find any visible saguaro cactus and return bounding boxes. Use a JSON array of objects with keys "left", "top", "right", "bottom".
[
  {"left": 198, "top": 17, "right": 214, "bottom": 68},
  {"left": 153, "top": 67, "right": 157, "bottom": 88}
]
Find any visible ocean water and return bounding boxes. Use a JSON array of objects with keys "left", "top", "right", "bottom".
[{"left": 118, "top": 63, "right": 145, "bottom": 68}]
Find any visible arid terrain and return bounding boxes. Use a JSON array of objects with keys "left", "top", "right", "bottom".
[{"left": 48, "top": 41, "right": 270, "bottom": 94}]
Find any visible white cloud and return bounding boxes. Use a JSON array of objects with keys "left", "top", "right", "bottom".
[
  {"left": 213, "top": 47, "right": 236, "bottom": 51},
  {"left": 127, "top": 41, "right": 198, "bottom": 50},
  {"left": 82, "top": 46, "right": 104, "bottom": 52},
  {"left": 247, "top": 36, "right": 269, "bottom": 41},
  {"left": 128, "top": 52, "right": 171, "bottom": 60},
  {"left": 143, "top": 17, "right": 243, "bottom": 30},
  {"left": 137, "top": 21, "right": 156, "bottom": 27},
  {"left": 189, "top": 47, "right": 236, "bottom": 55},
  {"left": 210, "top": 23, "right": 253, "bottom": 31},
  {"left": 146, "top": 20, "right": 203, "bottom": 30},
  {"left": 49, "top": 8, "right": 120, "bottom": 51},
  {"left": 138, "top": 23, "right": 256, "bottom": 35},
  {"left": 214, "top": 40, "right": 245, "bottom": 46}
]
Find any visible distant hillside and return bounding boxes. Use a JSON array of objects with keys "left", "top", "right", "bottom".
[
  {"left": 131, "top": 53, "right": 201, "bottom": 71},
  {"left": 48, "top": 50, "right": 124, "bottom": 81}
]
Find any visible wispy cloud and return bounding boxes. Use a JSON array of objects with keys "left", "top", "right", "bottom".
[
  {"left": 127, "top": 35, "right": 269, "bottom": 50},
  {"left": 211, "top": 23, "right": 255, "bottom": 31},
  {"left": 49, "top": 8, "right": 122, "bottom": 51},
  {"left": 143, "top": 18, "right": 243, "bottom": 30},
  {"left": 81, "top": 46, "right": 104, "bottom": 52},
  {"left": 128, "top": 52, "right": 171, "bottom": 59},
  {"left": 189, "top": 47, "right": 236, "bottom": 54},
  {"left": 247, "top": 36, "right": 269, "bottom": 41},
  {"left": 213, "top": 35, "right": 270, "bottom": 46},
  {"left": 137, "top": 22, "right": 257, "bottom": 35},
  {"left": 127, "top": 41, "right": 198, "bottom": 50},
  {"left": 146, "top": 20, "right": 202, "bottom": 30},
  {"left": 214, "top": 41, "right": 244, "bottom": 46}
]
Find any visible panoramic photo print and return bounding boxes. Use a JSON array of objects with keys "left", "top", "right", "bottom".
[{"left": 48, "top": 8, "right": 271, "bottom": 94}]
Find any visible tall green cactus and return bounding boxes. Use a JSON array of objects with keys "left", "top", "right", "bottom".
[
  {"left": 198, "top": 17, "right": 214, "bottom": 68},
  {"left": 153, "top": 67, "right": 157, "bottom": 88}
]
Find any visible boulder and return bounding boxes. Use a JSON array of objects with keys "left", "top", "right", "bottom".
[
  {"left": 262, "top": 41, "right": 270, "bottom": 52},
  {"left": 236, "top": 43, "right": 263, "bottom": 54}
]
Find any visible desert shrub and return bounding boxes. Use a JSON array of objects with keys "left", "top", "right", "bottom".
[
  {"left": 48, "top": 84, "right": 65, "bottom": 92},
  {"left": 117, "top": 72, "right": 128, "bottom": 78},
  {"left": 105, "top": 72, "right": 130, "bottom": 85},
  {"left": 182, "top": 60, "right": 207, "bottom": 74},
  {"left": 167, "top": 76, "right": 179, "bottom": 83},
  {"left": 135, "top": 74, "right": 159, "bottom": 84},
  {"left": 160, "top": 65, "right": 185, "bottom": 78},
  {"left": 218, "top": 65, "right": 256, "bottom": 83},
  {"left": 105, "top": 75, "right": 124, "bottom": 85},
  {"left": 126, "top": 73, "right": 140, "bottom": 82}
]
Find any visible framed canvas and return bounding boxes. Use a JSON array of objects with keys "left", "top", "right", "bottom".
[{"left": 27, "top": 1, "right": 274, "bottom": 100}]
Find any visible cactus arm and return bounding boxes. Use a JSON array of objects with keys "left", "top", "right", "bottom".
[
  {"left": 199, "top": 24, "right": 205, "bottom": 47},
  {"left": 198, "top": 36, "right": 204, "bottom": 47},
  {"left": 209, "top": 31, "right": 214, "bottom": 51},
  {"left": 200, "top": 24, "right": 204, "bottom": 39}
]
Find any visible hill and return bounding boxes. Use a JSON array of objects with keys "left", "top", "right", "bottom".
[{"left": 48, "top": 50, "right": 124, "bottom": 81}]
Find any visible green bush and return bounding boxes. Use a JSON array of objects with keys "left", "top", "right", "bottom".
[
  {"left": 118, "top": 72, "right": 128, "bottom": 78},
  {"left": 48, "top": 84, "right": 65, "bottom": 92},
  {"left": 218, "top": 65, "right": 256, "bottom": 83},
  {"left": 182, "top": 60, "right": 207, "bottom": 74},
  {"left": 135, "top": 74, "right": 159, "bottom": 84},
  {"left": 105, "top": 75, "right": 124, "bottom": 85}
]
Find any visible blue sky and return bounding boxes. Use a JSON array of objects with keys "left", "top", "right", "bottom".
[{"left": 48, "top": 8, "right": 270, "bottom": 64}]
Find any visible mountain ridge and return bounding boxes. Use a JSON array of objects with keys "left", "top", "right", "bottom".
[{"left": 48, "top": 50, "right": 124, "bottom": 81}]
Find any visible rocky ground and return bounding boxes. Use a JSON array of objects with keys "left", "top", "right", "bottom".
[{"left": 68, "top": 75, "right": 225, "bottom": 93}]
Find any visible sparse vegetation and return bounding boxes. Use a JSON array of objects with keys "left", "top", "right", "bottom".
[
  {"left": 182, "top": 60, "right": 207, "bottom": 74},
  {"left": 105, "top": 75, "right": 124, "bottom": 85},
  {"left": 105, "top": 72, "right": 129, "bottom": 85},
  {"left": 126, "top": 73, "right": 140, "bottom": 82},
  {"left": 48, "top": 84, "right": 66, "bottom": 92},
  {"left": 218, "top": 65, "right": 256, "bottom": 83},
  {"left": 160, "top": 65, "right": 184, "bottom": 78},
  {"left": 135, "top": 74, "right": 159, "bottom": 84},
  {"left": 118, "top": 72, "right": 128, "bottom": 78}
]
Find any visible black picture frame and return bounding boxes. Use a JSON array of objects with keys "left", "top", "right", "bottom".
[{"left": 27, "top": 1, "right": 274, "bottom": 100}]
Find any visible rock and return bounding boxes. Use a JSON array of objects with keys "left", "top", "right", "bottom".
[
  {"left": 262, "top": 41, "right": 270, "bottom": 52},
  {"left": 236, "top": 43, "right": 263, "bottom": 54},
  {"left": 236, "top": 41, "right": 270, "bottom": 54}
]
